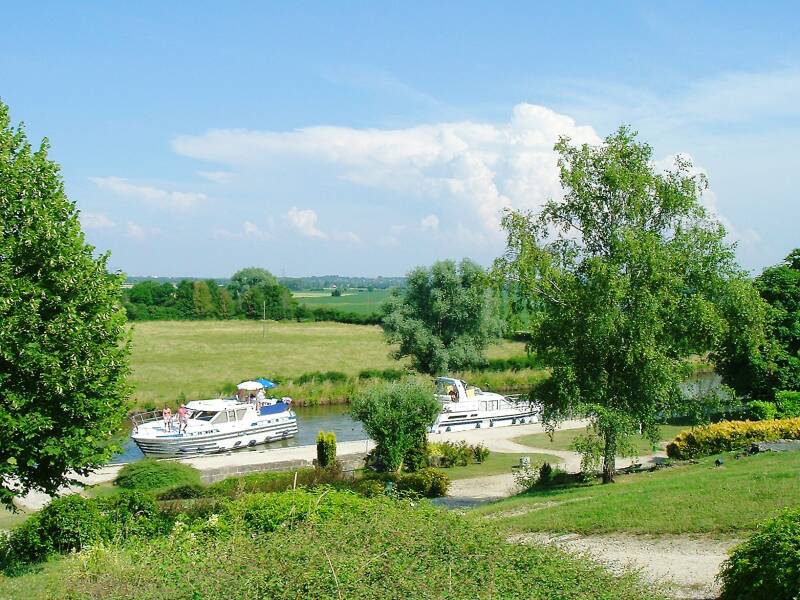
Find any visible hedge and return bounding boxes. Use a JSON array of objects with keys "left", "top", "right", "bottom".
[{"left": 666, "top": 417, "right": 800, "bottom": 459}]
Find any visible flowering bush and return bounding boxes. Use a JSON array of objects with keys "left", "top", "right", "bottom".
[{"left": 666, "top": 417, "right": 800, "bottom": 459}]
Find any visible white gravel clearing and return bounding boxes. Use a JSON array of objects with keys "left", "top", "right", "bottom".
[{"left": 511, "top": 532, "right": 740, "bottom": 600}]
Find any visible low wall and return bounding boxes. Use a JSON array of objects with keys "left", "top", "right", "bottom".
[{"left": 199, "top": 452, "right": 367, "bottom": 484}]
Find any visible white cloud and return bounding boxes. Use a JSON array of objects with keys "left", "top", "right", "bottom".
[
  {"left": 172, "top": 103, "right": 601, "bottom": 233},
  {"left": 214, "top": 221, "right": 269, "bottom": 240},
  {"left": 90, "top": 176, "right": 208, "bottom": 210},
  {"left": 286, "top": 207, "right": 327, "bottom": 239},
  {"left": 420, "top": 214, "right": 439, "bottom": 231},
  {"left": 126, "top": 221, "right": 146, "bottom": 240},
  {"left": 197, "top": 170, "right": 234, "bottom": 184},
  {"left": 80, "top": 212, "right": 115, "bottom": 229}
]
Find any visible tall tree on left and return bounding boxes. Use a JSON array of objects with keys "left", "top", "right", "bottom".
[{"left": 0, "top": 101, "right": 130, "bottom": 508}]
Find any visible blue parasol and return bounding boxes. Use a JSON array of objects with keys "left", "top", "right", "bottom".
[{"left": 256, "top": 378, "right": 277, "bottom": 389}]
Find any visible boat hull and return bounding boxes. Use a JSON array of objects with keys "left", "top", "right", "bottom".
[
  {"left": 429, "top": 409, "right": 539, "bottom": 434},
  {"left": 132, "top": 418, "right": 298, "bottom": 457}
]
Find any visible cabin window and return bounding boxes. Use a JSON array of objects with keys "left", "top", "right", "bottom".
[
  {"left": 210, "top": 412, "right": 228, "bottom": 424},
  {"left": 235, "top": 408, "right": 247, "bottom": 421},
  {"left": 480, "top": 401, "right": 487, "bottom": 411},
  {"left": 195, "top": 411, "right": 217, "bottom": 422}
]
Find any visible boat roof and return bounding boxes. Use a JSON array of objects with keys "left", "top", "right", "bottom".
[
  {"left": 184, "top": 398, "right": 242, "bottom": 412},
  {"left": 435, "top": 377, "right": 463, "bottom": 385}
]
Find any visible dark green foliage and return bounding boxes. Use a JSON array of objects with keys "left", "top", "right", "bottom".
[
  {"left": 497, "top": 126, "right": 761, "bottom": 484},
  {"left": 331, "top": 288, "right": 342, "bottom": 297},
  {"left": 482, "top": 355, "right": 540, "bottom": 371},
  {"left": 394, "top": 468, "right": 450, "bottom": 498},
  {"left": 434, "top": 440, "right": 474, "bottom": 467},
  {"left": 316, "top": 431, "right": 337, "bottom": 467},
  {"left": 381, "top": 259, "right": 504, "bottom": 374},
  {"left": 775, "top": 390, "right": 800, "bottom": 419},
  {"left": 155, "top": 484, "right": 207, "bottom": 500},
  {"left": 295, "top": 370, "right": 348, "bottom": 385},
  {"left": 357, "top": 368, "right": 406, "bottom": 381},
  {"left": 351, "top": 379, "right": 440, "bottom": 472},
  {"left": 0, "top": 101, "right": 131, "bottom": 506},
  {"left": 719, "top": 508, "right": 800, "bottom": 600},
  {"left": 114, "top": 459, "right": 201, "bottom": 492},
  {"left": 748, "top": 400, "right": 778, "bottom": 421}
]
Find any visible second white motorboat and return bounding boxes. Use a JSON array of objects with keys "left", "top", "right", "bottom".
[{"left": 429, "top": 376, "right": 539, "bottom": 433}]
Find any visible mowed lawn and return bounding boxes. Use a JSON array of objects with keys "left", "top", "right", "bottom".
[
  {"left": 476, "top": 451, "right": 800, "bottom": 535},
  {"left": 443, "top": 452, "right": 564, "bottom": 480},
  {"left": 294, "top": 289, "right": 392, "bottom": 315},
  {"left": 513, "top": 424, "right": 689, "bottom": 455},
  {"left": 129, "top": 320, "right": 528, "bottom": 407}
]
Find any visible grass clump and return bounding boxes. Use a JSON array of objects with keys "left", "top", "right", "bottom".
[
  {"left": 114, "top": 459, "right": 201, "bottom": 492},
  {"left": 719, "top": 507, "right": 800, "bottom": 600}
]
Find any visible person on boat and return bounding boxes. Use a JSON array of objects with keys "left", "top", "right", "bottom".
[
  {"left": 256, "top": 389, "right": 266, "bottom": 406},
  {"left": 448, "top": 388, "right": 458, "bottom": 402},
  {"left": 162, "top": 406, "right": 172, "bottom": 431},
  {"left": 177, "top": 405, "right": 188, "bottom": 433}
]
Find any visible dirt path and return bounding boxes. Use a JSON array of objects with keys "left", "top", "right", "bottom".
[{"left": 512, "top": 532, "right": 739, "bottom": 600}]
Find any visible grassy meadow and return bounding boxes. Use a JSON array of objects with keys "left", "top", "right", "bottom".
[
  {"left": 128, "top": 320, "right": 531, "bottom": 409},
  {"left": 476, "top": 450, "right": 800, "bottom": 535},
  {"left": 513, "top": 425, "right": 689, "bottom": 455},
  {"left": 293, "top": 288, "right": 392, "bottom": 315}
]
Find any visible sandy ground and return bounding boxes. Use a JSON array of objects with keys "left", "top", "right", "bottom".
[{"left": 512, "top": 532, "right": 739, "bottom": 600}]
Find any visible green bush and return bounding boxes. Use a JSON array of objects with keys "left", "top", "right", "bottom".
[
  {"left": 114, "top": 459, "right": 202, "bottom": 492},
  {"left": 775, "top": 390, "right": 800, "bottom": 419},
  {"left": 666, "top": 418, "right": 800, "bottom": 459},
  {"left": 98, "top": 490, "right": 172, "bottom": 538},
  {"left": 472, "top": 443, "right": 490, "bottom": 463},
  {"left": 316, "top": 431, "right": 337, "bottom": 468},
  {"left": 155, "top": 483, "right": 208, "bottom": 500},
  {"left": 352, "top": 478, "right": 386, "bottom": 497},
  {"left": 748, "top": 400, "right": 778, "bottom": 421},
  {"left": 395, "top": 468, "right": 450, "bottom": 498},
  {"left": 719, "top": 508, "right": 800, "bottom": 600},
  {"left": 207, "top": 466, "right": 346, "bottom": 499},
  {"left": 294, "top": 370, "right": 348, "bottom": 385}
]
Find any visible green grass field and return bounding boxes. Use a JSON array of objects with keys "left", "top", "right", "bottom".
[
  {"left": 129, "top": 320, "right": 528, "bottom": 408},
  {"left": 476, "top": 450, "right": 800, "bottom": 535},
  {"left": 443, "top": 452, "right": 564, "bottom": 480},
  {"left": 513, "top": 424, "right": 690, "bottom": 455},
  {"left": 294, "top": 288, "right": 392, "bottom": 314}
]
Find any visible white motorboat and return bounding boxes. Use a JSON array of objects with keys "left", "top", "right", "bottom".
[
  {"left": 429, "top": 376, "right": 539, "bottom": 433},
  {"left": 131, "top": 382, "right": 297, "bottom": 457}
]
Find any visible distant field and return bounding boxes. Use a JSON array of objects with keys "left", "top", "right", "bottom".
[
  {"left": 129, "top": 320, "right": 527, "bottom": 408},
  {"left": 294, "top": 289, "right": 392, "bottom": 315}
]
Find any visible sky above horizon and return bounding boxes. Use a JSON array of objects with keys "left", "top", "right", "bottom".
[{"left": 2, "top": 2, "right": 798, "bottom": 277}]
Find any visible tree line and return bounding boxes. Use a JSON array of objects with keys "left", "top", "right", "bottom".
[{"left": 123, "top": 267, "right": 381, "bottom": 324}]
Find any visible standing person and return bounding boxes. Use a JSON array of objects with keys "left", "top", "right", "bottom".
[
  {"left": 162, "top": 406, "right": 172, "bottom": 431},
  {"left": 177, "top": 405, "right": 188, "bottom": 433}
]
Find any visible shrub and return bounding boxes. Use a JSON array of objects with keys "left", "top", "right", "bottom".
[
  {"left": 666, "top": 417, "right": 800, "bottom": 459},
  {"left": 98, "top": 490, "right": 172, "bottom": 538},
  {"left": 5, "top": 495, "right": 105, "bottom": 564},
  {"left": 294, "top": 370, "right": 348, "bottom": 385},
  {"left": 718, "top": 508, "right": 800, "bottom": 600},
  {"left": 352, "top": 478, "right": 386, "bottom": 498},
  {"left": 155, "top": 483, "right": 208, "bottom": 500},
  {"left": 207, "top": 466, "right": 346, "bottom": 499},
  {"left": 748, "top": 400, "right": 777, "bottom": 421},
  {"left": 538, "top": 461, "right": 553, "bottom": 484},
  {"left": 114, "top": 459, "right": 202, "bottom": 492},
  {"left": 472, "top": 443, "right": 490, "bottom": 463},
  {"left": 775, "top": 390, "right": 800, "bottom": 419},
  {"left": 316, "top": 431, "right": 337, "bottom": 468},
  {"left": 438, "top": 441, "right": 472, "bottom": 467},
  {"left": 395, "top": 468, "right": 450, "bottom": 498}
]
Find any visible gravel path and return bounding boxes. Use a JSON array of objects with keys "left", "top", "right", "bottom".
[{"left": 512, "top": 532, "right": 739, "bottom": 600}]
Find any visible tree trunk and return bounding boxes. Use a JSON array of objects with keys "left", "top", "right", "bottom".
[{"left": 602, "top": 432, "right": 616, "bottom": 484}]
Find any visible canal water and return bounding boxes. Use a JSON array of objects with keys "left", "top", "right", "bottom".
[
  {"left": 112, "top": 403, "right": 366, "bottom": 464},
  {"left": 113, "top": 372, "right": 726, "bottom": 464}
]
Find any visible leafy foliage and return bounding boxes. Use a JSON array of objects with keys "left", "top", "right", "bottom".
[
  {"left": 496, "top": 126, "right": 762, "bottom": 482},
  {"left": 747, "top": 400, "right": 777, "bottom": 421},
  {"left": 350, "top": 379, "right": 440, "bottom": 472},
  {"left": 666, "top": 417, "right": 800, "bottom": 459},
  {"left": 719, "top": 507, "right": 800, "bottom": 600},
  {"left": 316, "top": 431, "right": 337, "bottom": 468},
  {"left": 0, "top": 101, "right": 131, "bottom": 506},
  {"left": 381, "top": 259, "right": 504, "bottom": 374},
  {"left": 114, "top": 459, "right": 201, "bottom": 492},
  {"left": 714, "top": 249, "right": 800, "bottom": 400},
  {"left": 775, "top": 390, "right": 800, "bottom": 419}
]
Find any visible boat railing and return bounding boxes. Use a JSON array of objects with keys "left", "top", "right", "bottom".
[{"left": 130, "top": 410, "right": 167, "bottom": 432}]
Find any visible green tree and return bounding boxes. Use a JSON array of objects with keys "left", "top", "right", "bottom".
[
  {"left": 381, "top": 259, "right": 503, "bottom": 375},
  {"left": 227, "top": 267, "right": 277, "bottom": 299},
  {"left": 350, "top": 379, "right": 440, "bottom": 473},
  {"left": 0, "top": 101, "right": 130, "bottom": 506},
  {"left": 192, "top": 280, "right": 215, "bottom": 319},
  {"left": 715, "top": 249, "right": 800, "bottom": 399},
  {"left": 496, "top": 126, "right": 763, "bottom": 483},
  {"left": 218, "top": 287, "right": 235, "bottom": 319}
]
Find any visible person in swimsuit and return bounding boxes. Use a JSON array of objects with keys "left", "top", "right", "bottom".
[
  {"left": 162, "top": 406, "right": 172, "bottom": 431},
  {"left": 177, "top": 405, "right": 188, "bottom": 433}
]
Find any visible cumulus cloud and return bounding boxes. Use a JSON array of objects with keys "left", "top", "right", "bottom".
[
  {"left": 286, "top": 207, "right": 327, "bottom": 239},
  {"left": 172, "top": 103, "right": 601, "bottom": 233},
  {"left": 90, "top": 176, "right": 208, "bottom": 210},
  {"left": 214, "top": 221, "right": 269, "bottom": 240},
  {"left": 420, "top": 214, "right": 439, "bottom": 231},
  {"left": 126, "top": 221, "right": 146, "bottom": 240},
  {"left": 80, "top": 212, "right": 115, "bottom": 229}
]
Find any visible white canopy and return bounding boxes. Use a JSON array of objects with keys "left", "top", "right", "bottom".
[{"left": 237, "top": 380, "right": 264, "bottom": 391}]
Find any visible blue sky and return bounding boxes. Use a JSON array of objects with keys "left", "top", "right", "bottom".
[{"left": 2, "top": 2, "right": 798, "bottom": 277}]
